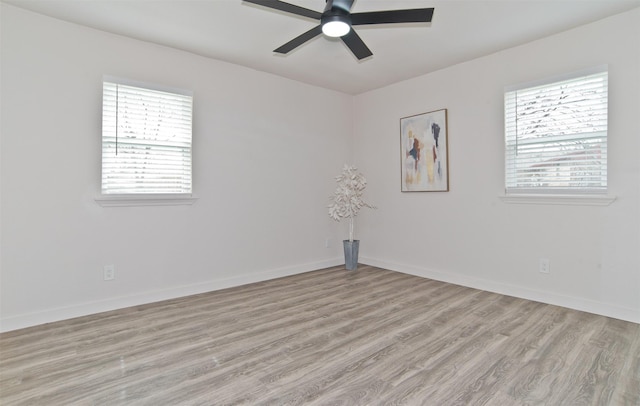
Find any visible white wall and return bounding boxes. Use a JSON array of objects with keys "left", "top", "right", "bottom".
[
  {"left": 0, "top": 5, "right": 352, "bottom": 331},
  {"left": 2, "top": 5, "right": 639, "bottom": 332},
  {"left": 354, "top": 8, "right": 640, "bottom": 323}
]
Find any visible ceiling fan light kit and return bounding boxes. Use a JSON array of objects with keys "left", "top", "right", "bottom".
[
  {"left": 321, "top": 12, "right": 351, "bottom": 37},
  {"left": 245, "top": 0, "right": 434, "bottom": 60}
]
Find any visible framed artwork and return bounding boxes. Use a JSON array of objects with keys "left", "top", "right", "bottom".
[{"left": 400, "top": 109, "right": 449, "bottom": 192}]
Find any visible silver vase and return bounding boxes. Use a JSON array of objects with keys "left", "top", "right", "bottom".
[{"left": 343, "top": 240, "right": 360, "bottom": 270}]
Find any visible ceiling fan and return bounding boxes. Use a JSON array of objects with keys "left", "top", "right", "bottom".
[{"left": 244, "top": 0, "right": 434, "bottom": 60}]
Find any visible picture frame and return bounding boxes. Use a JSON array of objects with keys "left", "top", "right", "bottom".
[{"left": 400, "top": 109, "right": 449, "bottom": 192}]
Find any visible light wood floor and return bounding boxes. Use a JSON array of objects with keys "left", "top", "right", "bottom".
[{"left": 1, "top": 265, "right": 639, "bottom": 405}]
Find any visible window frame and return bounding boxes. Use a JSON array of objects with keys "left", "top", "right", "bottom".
[
  {"left": 96, "top": 76, "right": 196, "bottom": 207},
  {"left": 502, "top": 65, "right": 614, "bottom": 205}
]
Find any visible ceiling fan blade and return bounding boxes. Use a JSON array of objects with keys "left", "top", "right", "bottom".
[
  {"left": 351, "top": 8, "right": 434, "bottom": 25},
  {"left": 274, "top": 25, "right": 323, "bottom": 54},
  {"left": 244, "top": 0, "right": 322, "bottom": 20},
  {"left": 341, "top": 29, "right": 372, "bottom": 60}
]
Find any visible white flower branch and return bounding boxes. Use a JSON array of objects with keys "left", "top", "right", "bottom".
[{"left": 328, "top": 165, "right": 375, "bottom": 242}]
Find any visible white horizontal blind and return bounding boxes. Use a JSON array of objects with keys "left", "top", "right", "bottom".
[
  {"left": 505, "top": 69, "right": 608, "bottom": 194},
  {"left": 102, "top": 80, "right": 193, "bottom": 194}
]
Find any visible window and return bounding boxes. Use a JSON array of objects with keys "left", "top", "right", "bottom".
[
  {"left": 504, "top": 67, "right": 608, "bottom": 195},
  {"left": 101, "top": 77, "right": 193, "bottom": 198}
]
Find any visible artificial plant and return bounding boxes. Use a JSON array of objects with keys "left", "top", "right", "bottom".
[{"left": 328, "top": 165, "right": 375, "bottom": 242}]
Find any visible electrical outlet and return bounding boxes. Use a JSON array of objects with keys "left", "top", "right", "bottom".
[
  {"left": 539, "top": 258, "right": 550, "bottom": 274},
  {"left": 325, "top": 238, "right": 332, "bottom": 248},
  {"left": 103, "top": 264, "right": 115, "bottom": 281}
]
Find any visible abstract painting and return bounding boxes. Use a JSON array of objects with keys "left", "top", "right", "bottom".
[{"left": 400, "top": 109, "right": 449, "bottom": 192}]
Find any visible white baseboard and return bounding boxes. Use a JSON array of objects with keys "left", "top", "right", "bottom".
[
  {"left": 5, "top": 256, "right": 635, "bottom": 332},
  {"left": 0, "top": 258, "right": 343, "bottom": 333},
  {"left": 361, "top": 256, "right": 640, "bottom": 325}
]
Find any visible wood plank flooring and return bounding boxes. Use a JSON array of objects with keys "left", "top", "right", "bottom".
[{"left": 1, "top": 265, "right": 639, "bottom": 405}]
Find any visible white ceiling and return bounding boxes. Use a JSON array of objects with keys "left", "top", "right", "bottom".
[{"left": 4, "top": 0, "right": 639, "bottom": 94}]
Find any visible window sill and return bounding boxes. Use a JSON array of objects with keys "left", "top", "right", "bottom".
[
  {"left": 95, "top": 194, "right": 198, "bottom": 207},
  {"left": 499, "top": 194, "right": 616, "bottom": 206}
]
